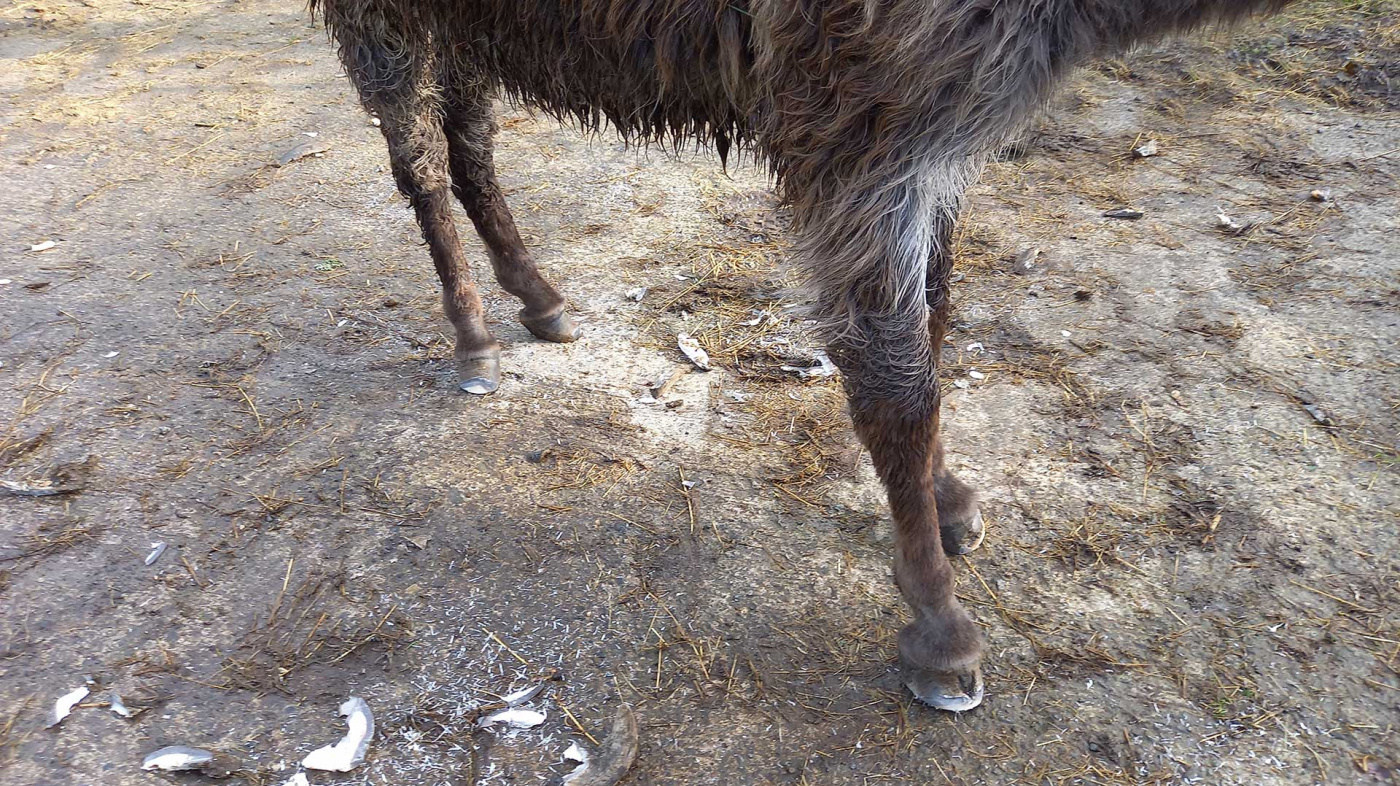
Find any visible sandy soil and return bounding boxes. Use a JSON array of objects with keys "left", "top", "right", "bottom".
[{"left": 1, "top": 1, "right": 1397, "bottom": 784}]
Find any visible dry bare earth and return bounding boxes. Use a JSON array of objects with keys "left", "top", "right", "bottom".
[{"left": 1, "top": 1, "right": 1398, "bottom": 784}]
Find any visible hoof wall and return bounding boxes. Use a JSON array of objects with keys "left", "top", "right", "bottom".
[
  {"left": 907, "top": 666, "right": 984, "bottom": 712},
  {"left": 942, "top": 509, "right": 986, "bottom": 556},
  {"left": 458, "top": 352, "right": 501, "bottom": 396},
  {"left": 521, "top": 309, "right": 580, "bottom": 343}
]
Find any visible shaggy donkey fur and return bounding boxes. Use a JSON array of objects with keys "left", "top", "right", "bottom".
[{"left": 314, "top": 0, "right": 1296, "bottom": 711}]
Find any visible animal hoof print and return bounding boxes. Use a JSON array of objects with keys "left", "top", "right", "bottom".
[
  {"left": 458, "top": 353, "right": 501, "bottom": 396},
  {"left": 942, "top": 509, "right": 986, "bottom": 555},
  {"left": 520, "top": 309, "right": 580, "bottom": 344},
  {"left": 906, "top": 665, "right": 984, "bottom": 713}
]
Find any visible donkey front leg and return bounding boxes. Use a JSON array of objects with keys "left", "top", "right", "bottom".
[
  {"left": 443, "top": 90, "right": 579, "bottom": 344},
  {"left": 840, "top": 338, "right": 986, "bottom": 711},
  {"left": 802, "top": 166, "right": 985, "bottom": 711}
]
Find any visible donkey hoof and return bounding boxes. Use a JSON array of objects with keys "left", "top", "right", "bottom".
[
  {"left": 941, "top": 508, "right": 986, "bottom": 555},
  {"left": 458, "top": 352, "right": 501, "bottom": 395},
  {"left": 520, "top": 309, "right": 580, "bottom": 343},
  {"left": 905, "top": 664, "right": 984, "bottom": 712},
  {"left": 898, "top": 607, "right": 985, "bottom": 712}
]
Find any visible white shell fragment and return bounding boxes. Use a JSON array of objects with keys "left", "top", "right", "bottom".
[
  {"left": 145, "top": 542, "right": 167, "bottom": 566},
  {"left": 738, "top": 309, "right": 777, "bottom": 327},
  {"left": 142, "top": 746, "right": 215, "bottom": 771},
  {"left": 1216, "top": 207, "right": 1243, "bottom": 231},
  {"left": 302, "top": 697, "right": 374, "bottom": 772},
  {"left": 968, "top": 369, "right": 987, "bottom": 381},
  {"left": 781, "top": 351, "right": 837, "bottom": 379},
  {"left": 1302, "top": 402, "right": 1331, "bottom": 425},
  {"left": 1132, "top": 139, "right": 1159, "bottom": 158},
  {"left": 625, "top": 287, "right": 647, "bottom": 302},
  {"left": 562, "top": 741, "right": 591, "bottom": 783},
  {"left": 1011, "top": 246, "right": 1041, "bottom": 275},
  {"left": 560, "top": 706, "right": 640, "bottom": 786},
  {"left": 676, "top": 334, "right": 710, "bottom": 371},
  {"left": 1, "top": 478, "right": 78, "bottom": 497},
  {"left": 109, "top": 693, "right": 134, "bottom": 718},
  {"left": 47, "top": 687, "right": 89, "bottom": 728},
  {"left": 277, "top": 141, "right": 331, "bottom": 167},
  {"left": 282, "top": 774, "right": 310, "bottom": 786},
  {"left": 564, "top": 742, "right": 589, "bottom": 764},
  {"left": 478, "top": 708, "right": 547, "bottom": 729},
  {"left": 502, "top": 683, "right": 546, "bottom": 706},
  {"left": 30, "top": 240, "right": 57, "bottom": 253}
]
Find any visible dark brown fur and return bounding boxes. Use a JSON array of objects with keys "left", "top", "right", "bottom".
[{"left": 312, "top": 0, "right": 1296, "bottom": 709}]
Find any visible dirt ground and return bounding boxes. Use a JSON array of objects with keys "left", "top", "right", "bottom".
[{"left": 2, "top": 1, "right": 1398, "bottom": 784}]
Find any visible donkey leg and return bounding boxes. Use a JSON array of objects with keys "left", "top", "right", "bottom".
[
  {"left": 925, "top": 213, "right": 984, "bottom": 556},
  {"left": 443, "top": 92, "right": 578, "bottom": 344},
  {"left": 379, "top": 110, "right": 502, "bottom": 393},
  {"left": 935, "top": 463, "right": 985, "bottom": 555},
  {"left": 838, "top": 342, "right": 986, "bottom": 711},
  {"left": 337, "top": 32, "right": 503, "bottom": 395}
]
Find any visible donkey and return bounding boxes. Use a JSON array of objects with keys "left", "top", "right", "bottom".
[{"left": 314, "top": 0, "right": 1295, "bottom": 711}]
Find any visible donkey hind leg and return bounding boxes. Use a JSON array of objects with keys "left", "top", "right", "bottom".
[
  {"left": 814, "top": 170, "right": 985, "bottom": 711},
  {"left": 350, "top": 58, "right": 502, "bottom": 393},
  {"left": 924, "top": 210, "right": 984, "bottom": 556},
  {"left": 443, "top": 91, "right": 579, "bottom": 344}
]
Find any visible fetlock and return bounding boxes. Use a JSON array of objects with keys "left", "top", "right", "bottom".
[
  {"left": 899, "top": 603, "right": 984, "bottom": 672},
  {"left": 899, "top": 603, "right": 985, "bottom": 711}
]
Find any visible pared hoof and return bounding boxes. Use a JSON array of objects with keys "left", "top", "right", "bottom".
[
  {"left": 520, "top": 308, "right": 580, "bottom": 343},
  {"left": 898, "top": 608, "right": 985, "bottom": 712},
  {"left": 941, "top": 508, "right": 986, "bottom": 556},
  {"left": 905, "top": 664, "right": 984, "bottom": 712},
  {"left": 458, "top": 351, "right": 501, "bottom": 395}
]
